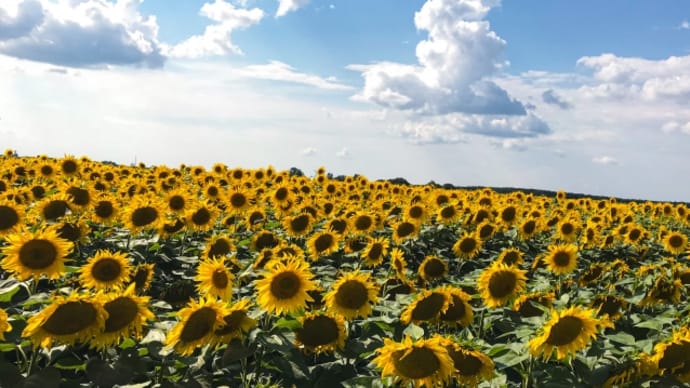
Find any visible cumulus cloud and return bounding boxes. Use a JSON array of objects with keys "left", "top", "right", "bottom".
[
  {"left": 167, "top": 0, "right": 263, "bottom": 58},
  {"left": 275, "top": 0, "right": 309, "bottom": 17},
  {"left": 235, "top": 60, "right": 352, "bottom": 90},
  {"left": 348, "top": 0, "right": 549, "bottom": 141},
  {"left": 541, "top": 89, "right": 572, "bottom": 109},
  {"left": 0, "top": 0, "right": 165, "bottom": 68},
  {"left": 592, "top": 156, "right": 619, "bottom": 165},
  {"left": 577, "top": 53, "right": 690, "bottom": 102}
]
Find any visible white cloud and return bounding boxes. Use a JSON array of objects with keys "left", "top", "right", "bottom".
[
  {"left": 167, "top": 0, "right": 263, "bottom": 58},
  {"left": 0, "top": 0, "right": 165, "bottom": 68},
  {"left": 679, "top": 20, "right": 689, "bottom": 30},
  {"left": 301, "top": 147, "right": 317, "bottom": 156},
  {"left": 592, "top": 156, "right": 619, "bottom": 165},
  {"left": 541, "top": 89, "right": 572, "bottom": 109},
  {"left": 275, "top": 0, "right": 309, "bottom": 17},
  {"left": 336, "top": 147, "right": 350, "bottom": 159},
  {"left": 235, "top": 60, "right": 352, "bottom": 90},
  {"left": 661, "top": 120, "right": 690, "bottom": 134}
]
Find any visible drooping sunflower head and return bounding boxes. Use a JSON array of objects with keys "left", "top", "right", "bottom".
[
  {"left": 255, "top": 256, "right": 318, "bottom": 316},
  {"left": 324, "top": 270, "right": 378, "bottom": 320},
  {"left": 131, "top": 263, "right": 155, "bottom": 292},
  {"left": 438, "top": 286, "right": 474, "bottom": 327},
  {"left": 513, "top": 292, "right": 555, "bottom": 318},
  {"left": 477, "top": 262, "right": 527, "bottom": 309},
  {"left": 1, "top": 227, "right": 73, "bottom": 281},
  {"left": 294, "top": 312, "right": 347, "bottom": 354},
  {"left": 165, "top": 296, "right": 229, "bottom": 356},
  {"left": 640, "top": 275, "right": 682, "bottom": 306},
  {"left": 528, "top": 306, "right": 612, "bottom": 361},
  {"left": 401, "top": 289, "right": 449, "bottom": 324},
  {"left": 439, "top": 337, "right": 495, "bottom": 386},
  {"left": 418, "top": 255, "right": 448, "bottom": 282},
  {"left": 361, "top": 236, "right": 390, "bottom": 267},
  {"left": 251, "top": 230, "right": 281, "bottom": 252},
  {"left": 373, "top": 335, "right": 455, "bottom": 388},
  {"left": 579, "top": 263, "right": 606, "bottom": 286},
  {"left": 92, "top": 284, "right": 155, "bottom": 350},
  {"left": 650, "top": 330, "right": 690, "bottom": 382},
  {"left": 307, "top": 230, "right": 340, "bottom": 261},
  {"left": 544, "top": 243, "right": 578, "bottom": 275},
  {"left": 591, "top": 294, "right": 627, "bottom": 321},
  {"left": 80, "top": 250, "right": 132, "bottom": 291},
  {"left": 211, "top": 299, "right": 256, "bottom": 346},
  {"left": 452, "top": 232, "right": 482, "bottom": 260},
  {"left": 389, "top": 247, "right": 408, "bottom": 280},
  {"left": 22, "top": 291, "right": 108, "bottom": 349},
  {"left": 195, "top": 256, "right": 235, "bottom": 301}
]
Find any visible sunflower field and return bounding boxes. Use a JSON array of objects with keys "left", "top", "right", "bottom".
[{"left": 0, "top": 151, "right": 689, "bottom": 388}]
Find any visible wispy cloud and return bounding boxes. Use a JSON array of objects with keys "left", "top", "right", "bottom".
[
  {"left": 236, "top": 60, "right": 352, "bottom": 90},
  {"left": 592, "top": 156, "right": 620, "bottom": 165},
  {"left": 301, "top": 147, "right": 317, "bottom": 156},
  {"left": 275, "top": 0, "right": 309, "bottom": 17}
]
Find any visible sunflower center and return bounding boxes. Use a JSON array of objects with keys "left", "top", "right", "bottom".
[
  {"left": 411, "top": 292, "right": 446, "bottom": 321},
  {"left": 354, "top": 216, "right": 372, "bottom": 231},
  {"left": 42, "top": 301, "right": 97, "bottom": 335},
  {"left": 522, "top": 220, "right": 536, "bottom": 235},
  {"left": 296, "top": 315, "right": 340, "bottom": 347},
  {"left": 658, "top": 341, "right": 690, "bottom": 370},
  {"left": 519, "top": 299, "right": 546, "bottom": 317},
  {"left": 212, "top": 269, "right": 229, "bottom": 289},
  {"left": 448, "top": 349, "right": 482, "bottom": 376},
  {"left": 441, "top": 295, "right": 467, "bottom": 321},
  {"left": 409, "top": 206, "right": 423, "bottom": 219},
  {"left": 61, "top": 160, "right": 78, "bottom": 174},
  {"left": 270, "top": 272, "right": 301, "bottom": 299},
  {"left": 43, "top": 200, "right": 69, "bottom": 220},
  {"left": 582, "top": 266, "right": 603, "bottom": 282},
  {"left": 545, "top": 316, "right": 583, "bottom": 346},
  {"left": 104, "top": 297, "right": 139, "bottom": 332},
  {"left": 423, "top": 259, "right": 446, "bottom": 278},
  {"left": 206, "top": 186, "right": 219, "bottom": 197},
  {"left": 131, "top": 206, "right": 158, "bottom": 227},
  {"left": 501, "top": 207, "right": 516, "bottom": 222},
  {"left": 57, "top": 223, "right": 81, "bottom": 242},
  {"left": 290, "top": 215, "right": 310, "bottom": 233},
  {"left": 367, "top": 243, "right": 383, "bottom": 261},
  {"left": 502, "top": 251, "right": 520, "bottom": 266},
  {"left": 254, "top": 233, "right": 277, "bottom": 250},
  {"left": 459, "top": 238, "right": 477, "bottom": 253},
  {"left": 31, "top": 185, "right": 46, "bottom": 199},
  {"left": 191, "top": 208, "right": 211, "bottom": 226},
  {"left": 66, "top": 187, "right": 90, "bottom": 206},
  {"left": 397, "top": 222, "right": 415, "bottom": 238},
  {"left": 169, "top": 196, "right": 185, "bottom": 211},
  {"left": 553, "top": 251, "right": 571, "bottom": 267},
  {"left": 335, "top": 280, "right": 369, "bottom": 310},
  {"left": 133, "top": 267, "right": 151, "bottom": 289},
  {"left": 488, "top": 270, "right": 517, "bottom": 299},
  {"left": 275, "top": 188, "right": 288, "bottom": 201},
  {"left": 329, "top": 219, "right": 347, "bottom": 234},
  {"left": 180, "top": 307, "right": 217, "bottom": 342},
  {"left": 669, "top": 235, "right": 684, "bottom": 248},
  {"left": 229, "top": 193, "right": 247, "bottom": 208},
  {"left": 314, "top": 234, "right": 335, "bottom": 253},
  {"left": 94, "top": 201, "right": 114, "bottom": 218},
  {"left": 561, "top": 223, "right": 574, "bottom": 235},
  {"left": 249, "top": 211, "right": 265, "bottom": 225},
  {"left": 91, "top": 258, "right": 122, "bottom": 282},
  {"left": 19, "top": 239, "right": 58, "bottom": 269},
  {"left": 163, "top": 219, "right": 185, "bottom": 234},
  {"left": 595, "top": 297, "right": 622, "bottom": 316},
  {"left": 40, "top": 165, "right": 54, "bottom": 176},
  {"left": 215, "top": 310, "right": 248, "bottom": 335},
  {"left": 440, "top": 206, "right": 456, "bottom": 219},
  {"left": 392, "top": 347, "right": 441, "bottom": 379},
  {"left": 628, "top": 229, "right": 641, "bottom": 241},
  {"left": 0, "top": 205, "right": 19, "bottom": 230},
  {"left": 478, "top": 224, "right": 494, "bottom": 239},
  {"left": 209, "top": 239, "right": 231, "bottom": 257}
]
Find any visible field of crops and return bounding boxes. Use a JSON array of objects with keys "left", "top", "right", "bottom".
[{"left": 0, "top": 151, "right": 689, "bottom": 387}]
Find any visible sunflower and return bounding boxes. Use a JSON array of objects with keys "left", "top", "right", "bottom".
[
  {"left": 591, "top": 294, "right": 627, "bottom": 321},
  {"left": 63, "top": 184, "right": 93, "bottom": 209},
  {"left": 185, "top": 201, "right": 218, "bottom": 231},
  {"left": 389, "top": 247, "right": 408, "bottom": 279},
  {"left": 131, "top": 263, "right": 155, "bottom": 292},
  {"left": 392, "top": 220, "right": 419, "bottom": 244},
  {"left": 452, "top": 232, "right": 482, "bottom": 259},
  {"left": 306, "top": 230, "right": 340, "bottom": 260},
  {"left": 226, "top": 186, "right": 253, "bottom": 214},
  {"left": 294, "top": 312, "right": 347, "bottom": 354},
  {"left": 0, "top": 198, "right": 23, "bottom": 235},
  {"left": 324, "top": 271, "right": 378, "bottom": 319},
  {"left": 211, "top": 299, "right": 256, "bottom": 347},
  {"left": 436, "top": 204, "right": 461, "bottom": 224},
  {"left": 22, "top": 292, "right": 108, "bottom": 349},
  {"left": 196, "top": 256, "right": 234, "bottom": 300},
  {"left": 640, "top": 275, "right": 682, "bottom": 306},
  {"left": 349, "top": 212, "right": 376, "bottom": 235},
  {"left": 400, "top": 290, "right": 449, "bottom": 324},
  {"left": 528, "top": 306, "right": 612, "bottom": 361},
  {"left": 361, "top": 236, "right": 390, "bottom": 267},
  {"left": 578, "top": 263, "right": 606, "bottom": 286},
  {"left": 36, "top": 194, "right": 72, "bottom": 221},
  {"left": 543, "top": 243, "right": 578, "bottom": 275},
  {"left": 498, "top": 204, "right": 519, "bottom": 227},
  {"left": 476, "top": 221, "right": 497, "bottom": 240},
  {"left": 440, "top": 337, "right": 495, "bottom": 387},
  {"left": 477, "top": 262, "right": 527, "bottom": 308},
  {"left": 438, "top": 287, "right": 473, "bottom": 327},
  {"left": 245, "top": 206, "right": 267, "bottom": 230},
  {"left": 497, "top": 247, "right": 524, "bottom": 267},
  {"left": 663, "top": 231, "right": 688, "bottom": 255},
  {"left": 373, "top": 335, "right": 454, "bottom": 388},
  {"left": 124, "top": 196, "right": 163, "bottom": 233},
  {"left": 518, "top": 217, "right": 541, "bottom": 240},
  {"left": 283, "top": 213, "right": 313, "bottom": 237},
  {"left": 58, "top": 155, "right": 80, "bottom": 176},
  {"left": 165, "top": 296, "right": 229, "bottom": 356},
  {"left": 255, "top": 257, "right": 318, "bottom": 316},
  {"left": 650, "top": 330, "right": 690, "bottom": 383},
  {"left": 268, "top": 184, "right": 294, "bottom": 209},
  {"left": 92, "top": 284, "right": 155, "bottom": 350},
  {"left": 1, "top": 227, "right": 73, "bottom": 281},
  {"left": 555, "top": 218, "right": 580, "bottom": 242},
  {"left": 513, "top": 292, "right": 555, "bottom": 318},
  {"left": 251, "top": 230, "right": 280, "bottom": 251},
  {"left": 403, "top": 203, "right": 428, "bottom": 225},
  {"left": 0, "top": 308, "right": 12, "bottom": 341},
  {"left": 202, "top": 235, "right": 235, "bottom": 259},
  {"left": 53, "top": 218, "right": 90, "bottom": 244},
  {"left": 418, "top": 255, "right": 448, "bottom": 282},
  {"left": 80, "top": 250, "right": 132, "bottom": 291},
  {"left": 164, "top": 189, "right": 192, "bottom": 215}
]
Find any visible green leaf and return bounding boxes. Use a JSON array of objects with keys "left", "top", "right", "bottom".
[
  {"left": 0, "top": 284, "right": 21, "bottom": 302},
  {"left": 606, "top": 332, "right": 636, "bottom": 346},
  {"left": 402, "top": 323, "right": 424, "bottom": 340}
]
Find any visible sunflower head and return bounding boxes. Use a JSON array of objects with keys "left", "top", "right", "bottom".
[
  {"left": 544, "top": 243, "right": 578, "bottom": 275},
  {"left": 324, "top": 271, "right": 378, "bottom": 320},
  {"left": 452, "top": 232, "right": 482, "bottom": 259},
  {"left": 294, "top": 312, "right": 347, "bottom": 354},
  {"left": 212, "top": 299, "right": 256, "bottom": 347},
  {"left": 373, "top": 335, "right": 455, "bottom": 388},
  {"left": 1, "top": 227, "right": 73, "bottom": 281},
  {"left": 389, "top": 247, "right": 408, "bottom": 280},
  {"left": 418, "top": 256, "right": 448, "bottom": 282},
  {"left": 0, "top": 308, "right": 12, "bottom": 341},
  {"left": 439, "top": 337, "right": 495, "bottom": 386},
  {"left": 438, "top": 287, "right": 474, "bottom": 327},
  {"left": 92, "top": 284, "right": 155, "bottom": 350},
  {"left": 477, "top": 262, "right": 527, "bottom": 309},
  {"left": 255, "top": 256, "right": 318, "bottom": 316},
  {"left": 361, "top": 236, "right": 390, "bottom": 267},
  {"left": 80, "top": 250, "right": 132, "bottom": 291},
  {"left": 195, "top": 256, "right": 235, "bottom": 300},
  {"left": 401, "top": 290, "right": 449, "bottom": 324},
  {"left": 165, "top": 296, "right": 229, "bottom": 356},
  {"left": 307, "top": 230, "right": 340, "bottom": 261}
]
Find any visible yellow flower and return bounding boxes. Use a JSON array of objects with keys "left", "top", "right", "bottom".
[
  {"left": 438, "top": 286, "right": 474, "bottom": 328},
  {"left": 324, "top": 271, "right": 378, "bottom": 319},
  {"left": 211, "top": 299, "right": 256, "bottom": 347},
  {"left": 543, "top": 243, "right": 578, "bottom": 275},
  {"left": 663, "top": 231, "right": 688, "bottom": 255},
  {"left": 294, "top": 312, "right": 347, "bottom": 354},
  {"left": 1, "top": 227, "right": 73, "bottom": 281},
  {"left": 439, "top": 336, "right": 495, "bottom": 387},
  {"left": 92, "top": 284, "right": 155, "bottom": 350},
  {"left": 452, "top": 232, "right": 482, "bottom": 259},
  {"left": 361, "top": 236, "right": 389, "bottom": 267},
  {"left": 255, "top": 257, "right": 318, "bottom": 316},
  {"left": 306, "top": 230, "right": 340, "bottom": 260},
  {"left": 373, "top": 335, "right": 454, "bottom": 388},
  {"left": 195, "top": 256, "right": 234, "bottom": 301},
  {"left": 0, "top": 198, "right": 24, "bottom": 235},
  {"left": 0, "top": 308, "right": 12, "bottom": 341},
  {"left": 418, "top": 255, "right": 448, "bottom": 282},
  {"left": 165, "top": 296, "right": 229, "bottom": 356},
  {"left": 401, "top": 289, "right": 449, "bottom": 324},
  {"left": 477, "top": 262, "right": 526, "bottom": 308},
  {"left": 79, "top": 250, "right": 132, "bottom": 291}
]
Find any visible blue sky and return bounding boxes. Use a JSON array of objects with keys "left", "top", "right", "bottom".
[{"left": 1, "top": 0, "right": 690, "bottom": 201}]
